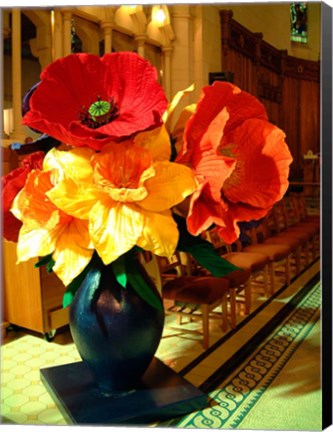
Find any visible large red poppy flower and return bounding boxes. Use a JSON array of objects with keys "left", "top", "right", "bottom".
[
  {"left": 2, "top": 152, "right": 44, "bottom": 242},
  {"left": 22, "top": 52, "right": 168, "bottom": 150},
  {"left": 176, "top": 81, "right": 293, "bottom": 244}
]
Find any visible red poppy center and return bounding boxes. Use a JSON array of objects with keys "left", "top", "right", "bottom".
[{"left": 79, "top": 96, "right": 119, "bottom": 129}]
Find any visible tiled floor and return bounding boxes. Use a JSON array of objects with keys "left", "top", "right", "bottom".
[{"left": 1, "top": 256, "right": 320, "bottom": 427}]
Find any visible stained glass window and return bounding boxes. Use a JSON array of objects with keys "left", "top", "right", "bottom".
[{"left": 290, "top": 2, "right": 308, "bottom": 43}]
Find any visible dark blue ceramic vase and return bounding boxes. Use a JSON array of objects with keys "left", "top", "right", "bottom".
[{"left": 69, "top": 254, "right": 165, "bottom": 395}]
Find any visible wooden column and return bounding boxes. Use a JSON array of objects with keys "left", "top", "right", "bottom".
[
  {"left": 53, "top": 9, "right": 63, "bottom": 60},
  {"left": 2, "top": 14, "right": 10, "bottom": 138},
  {"left": 62, "top": 10, "right": 72, "bottom": 56},
  {"left": 10, "top": 8, "right": 25, "bottom": 140}
]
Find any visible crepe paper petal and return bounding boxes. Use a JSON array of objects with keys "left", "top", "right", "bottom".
[
  {"left": 20, "top": 152, "right": 45, "bottom": 170},
  {"left": 15, "top": 225, "right": 60, "bottom": 263},
  {"left": 184, "top": 135, "right": 236, "bottom": 202},
  {"left": 2, "top": 167, "right": 32, "bottom": 213},
  {"left": 2, "top": 169, "right": 27, "bottom": 241},
  {"left": 174, "top": 81, "right": 292, "bottom": 243},
  {"left": 138, "top": 161, "right": 197, "bottom": 213},
  {"left": 176, "top": 107, "right": 230, "bottom": 167},
  {"left": 186, "top": 181, "right": 229, "bottom": 235},
  {"left": 11, "top": 168, "right": 94, "bottom": 274},
  {"left": 2, "top": 152, "right": 45, "bottom": 242},
  {"left": 11, "top": 170, "right": 59, "bottom": 225},
  {"left": 92, "top": 141, "right": 152, "bottom": 189},
  {"left": 215, "top": 202, "right": 273, "bottom": 245},
  {"left": 171, "top": 104, "right": 197, "bottom": 155},
  {"left": 181, "top": 109, "right": 235, "bottom": 205},
  {"left": 162, "top": 83, "right": 194, "bottom": 130},
  {"left": 178, "top": 81, "right": 268, "bottom": 162},
  {"left": 43, "top": 147, "right": 95, "bottom": 184},
  {"left": 2, "top": 213, "right": 22, "bottom": 243},
  {"left": 221, "top": 119, "right": 293, "bottom": 209},
  {"left": 134, "top": 125, "right": 171, "bottom": 162},
  {"left": 89, "top": 200, "right": 144, "bottom": 265},
  {"left": 200, "top": 108, "right": 230, "bottom": 153},
  {"left": 11, "top": 171, "right": 72, "bottom": 238},
  {"left": 23, "top": 52, "right": 168, "bottom": 150},
  {"left": 46, "top": 177, "right": 105, "bottom": 220},
  {"left": 125, "top": 253, "right": 163, "bottom": 311},
  {"left": 136, "top": 209, "right": 179, "bottom": 258},
  {"left": 52, "top": 219, "right": 93, "bottom": 286}
]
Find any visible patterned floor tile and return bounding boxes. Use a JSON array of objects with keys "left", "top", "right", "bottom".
[{"left": 0, "top": 260, "right": 320, "bottom": 427}]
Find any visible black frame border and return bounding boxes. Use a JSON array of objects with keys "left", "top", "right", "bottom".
[{"left": 321, "top": 2, "right": 333, "bottom": 430}]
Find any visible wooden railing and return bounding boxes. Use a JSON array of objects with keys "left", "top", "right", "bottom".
[{"left": 220, "top": 10, "right": 320, "bottom": 181}]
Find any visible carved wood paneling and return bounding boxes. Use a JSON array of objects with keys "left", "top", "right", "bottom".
[{"left": 220, "top": 10, "right": 320, "bottom": 180}]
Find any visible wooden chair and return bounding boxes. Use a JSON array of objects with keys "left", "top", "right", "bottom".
[
  {"left": 261, "top": 209, "right": 303, "bottom": 275},
  {"left": 139, "top": 252, "right": 230, "bottom": 349},
  {"left": 205, "top": 227, "right": 270, "bottom": 299},
  {"left": 285, "top": 195, "right": 320, "bottom": 260},
  {"left": 183, "top": 239, "right": 252, "bottom": 329},
  {"left": 289, "top": 193, "right": 320, "bottom": 224},
  {"left": 273, "top": 199, "right": 316, "bottom": 264},
  {"left": 242, "top": 221, "right": 294, "bottom": 293}
]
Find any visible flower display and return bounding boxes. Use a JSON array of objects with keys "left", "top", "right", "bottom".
[
  {"left": 3, "top": 52, "right": 292, "bottom": 308},
  {"left": 22, "top": 52, "right": 168, "bottom": 150},
  {"left": 175, "top": 81, "right": 293, "bottom": 244},
  {"left": 11, "top": 168, "right": 94, "bottom": 287},
  {"left": 2, "top": 152, "right": 44, "bottom": 242}
]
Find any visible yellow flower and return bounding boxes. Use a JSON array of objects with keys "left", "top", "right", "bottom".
[
  {"left": 46, "top": 136, "right": 197, "bottom": 266},
  {"left": 11, "top": 170, "right": 94, "bottom": 286}
]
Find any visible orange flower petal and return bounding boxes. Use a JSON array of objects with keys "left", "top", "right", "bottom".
[
  {"left": 89, "top": 200, "right": 144, "bottom": 264},
  {"left": 136, "top": 209, "right": 179, "bottom": 257},
  {"left": 52, "top": 219, "right": 94, "bottom": 285},
  {"left": 221, "top": 119, "right": 293, "bottom": 208}
]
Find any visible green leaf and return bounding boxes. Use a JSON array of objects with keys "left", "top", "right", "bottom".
[
  {"left": 125, "top": 254, "right": 163, "bottom": 311},
  {"left": 34, "top": 254, "right": 55, "bottom": 272},
  {"left": 174, "top": 213, "right": 242, "bottom": 277},
  {"left": 46, "top": 259, "right": 56, "bottom": 273},
  {"left": 62, "top": 261, "right": 91, "bottom": 308},
  {"left": 112, "top": 255, "right": 127, "bottom": 288}
]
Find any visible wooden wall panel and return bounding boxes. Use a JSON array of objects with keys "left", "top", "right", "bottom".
[
  {"left": 220, "top": 10, "right": 320, "bottom": 181},
  {"left": 227, "top": 51, "right": 257, "bottom": 95},
  {"left": 299, "top": 79, "right": 320, "bottom": 157},
  {"left": 281, "top": 76, "right": 301, "bottom": 178}
]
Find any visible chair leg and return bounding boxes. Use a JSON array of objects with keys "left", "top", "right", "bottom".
[
  {"left": 201, "top": 304, "right": 209, "bottom": 349},
  {"left": 244, "top": 280, "right": 251, "bottom": 315},
  {"left": 221, "top": 295, "right": 228, "bottom": 332},
  {"left": 295, "top": 247, "right": 301, "bottom": 275},
  {"left": 312, "top": 237, "right": 317, "bottom": 260},
  {"left": 304, "top": 243, "right": 310, "bottom": 267},
  {"left": 229, "top": 289, "right": 237, "bottom": 329},
  {"left": 269, "top": 262, "right": 275, "bottom": 295},
  {"left": 285, "top": 255, "right": 291, "bottom": 285},
  {"left": 263, "top": 265, "right": 269, "bottom": 297}
]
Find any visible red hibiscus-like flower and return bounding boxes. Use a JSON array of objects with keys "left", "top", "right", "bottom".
[
  {"left": 2, "top": 152, "right": 44, "bottom": 242},
  {"left": 176, "top": 81, "right": 293, "bottom": 244},
  {"left": 22, "top": 52, "right": 168, "bottom": 150}
]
